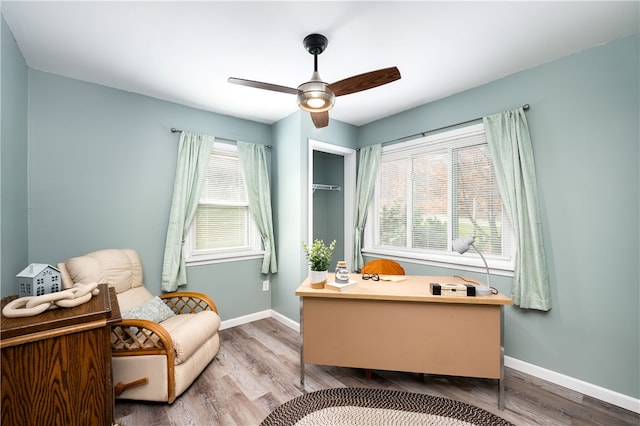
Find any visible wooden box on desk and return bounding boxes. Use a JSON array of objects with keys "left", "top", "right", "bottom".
[{"left": 1, "top": 283, "right": 121, "bottom": 426}]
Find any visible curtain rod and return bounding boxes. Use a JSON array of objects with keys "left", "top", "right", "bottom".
[
  {"left": 171, "top": 103, "right": 528, "bottom": 150},
  {"left": 170, "top": 127, "right": 272, "bottom": 148},
  {"left": 378, "top": 103, "right": 530, "bottom": 147}
]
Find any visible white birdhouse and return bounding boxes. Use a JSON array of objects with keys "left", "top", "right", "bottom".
[{"left": 16, "top": 264, "right": 62, "bottom": 297}]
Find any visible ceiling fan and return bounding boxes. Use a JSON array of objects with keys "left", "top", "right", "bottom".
[{"left": 228, "top": 34, "right": 401, "bottom": 129}]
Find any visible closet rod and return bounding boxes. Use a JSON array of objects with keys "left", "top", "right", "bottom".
[
  {"left": 377, "top": 103, "right": 530, "bottom": 148},
  {"left": 170, "top": 127, "right": 271, "bottom": 148},
  {"left": 312, "top": 184, "right": 341, "bottom": 192}
]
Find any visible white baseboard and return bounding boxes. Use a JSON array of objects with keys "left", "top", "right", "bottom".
[
  {"left": 270, "top": 309, "right": 300, "bottom": 332},
  {"left": 222, "top": 311, "right": 639, "bottom": 413},
  {"left": 219, "top": 309, "right": 272, "bottom": 330},
  {"left": 220, "top": 309, "right": 299, "bottom": 332},
  {"left": 505, "top": 356, "right": 639, "bottom": 414}
]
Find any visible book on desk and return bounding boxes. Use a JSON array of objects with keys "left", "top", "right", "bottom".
[
  {"left": 379, "top": 275, "right": 407, "bottom": 282},
  {"left": 325, "top": 280, "right": 358, "bottom": 292}
]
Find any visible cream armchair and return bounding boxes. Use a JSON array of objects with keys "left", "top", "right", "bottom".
[{"left": 58, "top": 248, "right": 220, "bottom": 403}]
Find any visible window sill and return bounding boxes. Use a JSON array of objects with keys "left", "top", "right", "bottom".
[
  {"left": 361, "top": 248, "right": 514, "bottom": 278},
  {"left": 185, "top": 251, "right": 264, "bottom": 267}
]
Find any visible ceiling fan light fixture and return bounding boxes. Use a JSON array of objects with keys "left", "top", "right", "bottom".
[
  {"left": 297, "top": 90, "right": 335, "bottom": 112},
  {"left": 307, "top": 97, "right": 328, "bottom": 109},
  {"left": 297, "top": 77, "right": 335, "bottom": 112}
]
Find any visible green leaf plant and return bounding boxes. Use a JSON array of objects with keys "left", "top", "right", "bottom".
[{"left": 302, "top": 239, "right": 337, "bottom": 271}]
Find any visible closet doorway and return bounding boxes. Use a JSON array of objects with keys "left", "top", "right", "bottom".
[{"left": 307, "top": 140, "right": 356, "bottom": 270}]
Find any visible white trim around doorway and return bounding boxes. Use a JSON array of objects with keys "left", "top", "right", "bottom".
[{"left": 307, "top": 139, "right": 357, "bottom": 271}]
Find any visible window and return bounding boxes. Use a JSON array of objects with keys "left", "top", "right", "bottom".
[
  {"left": 364, "top": 124, "right": 515, "bottom": 273},
  {"left": 184, "top": 142, "right": 263, "bottom": 264}
]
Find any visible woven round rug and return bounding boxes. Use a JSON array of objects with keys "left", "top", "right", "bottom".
[{"left": 260, "top": 388, "right": 513, "bottom": 426}]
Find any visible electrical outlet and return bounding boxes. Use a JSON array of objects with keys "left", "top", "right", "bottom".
[{"left": 262, "top": 280, "right": 270, "bottom": 291}]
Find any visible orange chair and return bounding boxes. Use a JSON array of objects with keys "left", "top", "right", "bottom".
[{"left": 361, "top": 259, "right": 405, "bottom": 275}]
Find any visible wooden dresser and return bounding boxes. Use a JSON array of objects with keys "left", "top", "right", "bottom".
[{"left": 1, "top": 284, "right": 121, "bottom": 426}]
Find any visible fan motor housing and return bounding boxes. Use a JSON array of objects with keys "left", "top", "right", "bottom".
[{"left": 303, "top": 34, "right": 328, "bottom": 55}]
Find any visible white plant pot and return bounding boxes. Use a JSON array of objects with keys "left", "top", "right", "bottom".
[{"left": 309, "top": 270, "right": 328, "bottom": 289}]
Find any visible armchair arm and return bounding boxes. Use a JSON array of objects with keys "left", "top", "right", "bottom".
[
  {"left": 110, "top": 318, "right": 177, "bottom": 403},
  {"left": 159, "top": 291, "right": 218, "bottom": 314},
  {"left": 111, "top": 319, "right": 175, "bottom": 360}
]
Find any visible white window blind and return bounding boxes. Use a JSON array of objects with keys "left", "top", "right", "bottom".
[
  {"left": 185, "top": 143, "right": 262, "bottom": 264},
  {"left": 367, "top": 123, "right": 514, "bottom": 271}
]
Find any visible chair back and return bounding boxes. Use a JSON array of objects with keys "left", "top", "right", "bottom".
[
  {"left": 361, "top": 259, "right": 405, "bottom": 275},
  {"left": 58, "top": 249, "right": 152, "bottom": 311}
]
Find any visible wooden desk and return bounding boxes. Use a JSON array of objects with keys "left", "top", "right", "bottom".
[
  {"left": 296, "top": 275, "right": 512, "bottom": 408},
  {"left": 1, "top": 284, "right": 121, "bottom": 426}
]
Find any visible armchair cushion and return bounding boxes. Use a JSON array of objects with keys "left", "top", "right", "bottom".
[
  {"left": 122, "top": 296, "right": 176, "bottom": 323},
  {"left": 160, "top": 310, "right": 221, "bottom": 364},
  {"left": 116, "top": 286, "right": 155, "bottom": 312},
  {"left": 61, "top": 248, "right": 144, "bottom": 294}
]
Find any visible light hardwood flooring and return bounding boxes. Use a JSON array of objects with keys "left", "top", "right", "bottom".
[{"left": 115, "top": 318, "right": 639, "bottom": 426}]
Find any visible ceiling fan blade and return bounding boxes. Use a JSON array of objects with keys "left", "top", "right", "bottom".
[
  {"left": 228, "top": 77, "right": 299, "bottom": 95},
  {"left": 328, "top": 67, "right": 401, "bottom": 97},
  {"left": 311, "top": 111, "right": 329, "bottom": 128}
]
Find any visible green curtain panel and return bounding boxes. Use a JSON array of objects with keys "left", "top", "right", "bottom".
[
  {"left": 237, "top": 141, "right": 278, "bottom": 274},
  {"left": 352, "top": 144, "right": 382, "bottom": 271},
  {"left": 483, "top": 107, "right": 551, "bottom": 311},
  {"left": 161, "top": 131, "right": 215, "bottom": 292}
]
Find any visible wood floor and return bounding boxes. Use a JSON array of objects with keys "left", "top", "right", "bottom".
[{"left": 115, "top": 318, "right": 639, "bottom": 426}]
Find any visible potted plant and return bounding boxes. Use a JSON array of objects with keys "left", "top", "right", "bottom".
[{"left": 302, "top": 239, "right": 336, "bottom": 288}]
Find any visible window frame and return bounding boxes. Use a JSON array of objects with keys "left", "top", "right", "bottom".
[
  {"left": 183, "top": 142, "right": 264, "bottom": 266},
  {"left": 362, "top": 123, "right": 515, "bottom": 276}
]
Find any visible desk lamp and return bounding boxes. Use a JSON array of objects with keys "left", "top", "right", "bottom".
[{"left": 452, "top": 236, "right": 493, "bottom": 296}]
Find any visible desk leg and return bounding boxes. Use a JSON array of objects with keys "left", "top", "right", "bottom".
[
  {"left": 498, "top": 305, "right": 505, "bottom": 410},
  {"left": 499, "top": 346, "right": 505, "bottom": 409},
  {"left": 299, "top": 296, "right": 305, "bottom": 386}
]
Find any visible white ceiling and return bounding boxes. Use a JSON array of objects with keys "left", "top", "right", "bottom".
[{"left": 3, "top": 1, "right": 639, "bottom": 127}]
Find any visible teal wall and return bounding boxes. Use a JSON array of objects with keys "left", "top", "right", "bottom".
[
  {"left": 270, "top": 112, "right": 306, "bottom": 321},
  {"left": 24, "top": 70, "right": 273, "bottom": 321},
  {"left": 2, "top": 10, "right": 638, "bottom": 401},
  {"left": 0, "top": 15, "right": 28, "bottom": 298},
  {"left": 270, "top": 112, "right": 358, "bottom": 321},
  {"left": 359, "top": 34, "right": 640, "bottom": 400}
]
